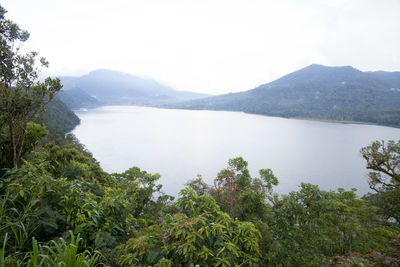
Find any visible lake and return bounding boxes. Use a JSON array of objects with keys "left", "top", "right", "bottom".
[{"left": 72, "top": 106, "right": 400, "bottom": 196}]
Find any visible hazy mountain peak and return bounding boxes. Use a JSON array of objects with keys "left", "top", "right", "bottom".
[
  {"left": 88, "top": 69, "right": 112, "bottom": 75},
  {"left": 268, "top": 64, "right": 363, "bottom": 87},
  {"left": 295, "top": 64, "right": 361, "bottom": 75},
  {"left": 59, "top": 69, "right": 209, "bottom": 107},
  {"left": 305, "top": 64, "right": 357, "bottom": 70},
  {"left": 84, "top": 69, "right": 168, "bottom": 87}
]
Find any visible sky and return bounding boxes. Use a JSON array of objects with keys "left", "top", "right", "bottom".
[{"left": 2, "top": 0, "right": 400, "bottom": 94}]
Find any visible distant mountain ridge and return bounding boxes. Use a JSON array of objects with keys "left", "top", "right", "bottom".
[
  {"left": 58, "top": 69, "right": 210, "bottom": 108},
  {"left": 166, "top": 64, "right": 400, "bottom": 127}
]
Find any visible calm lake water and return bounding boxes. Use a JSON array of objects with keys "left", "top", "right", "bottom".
[{"left": 72, "top": 106, "right": 400, "bottom": 196}]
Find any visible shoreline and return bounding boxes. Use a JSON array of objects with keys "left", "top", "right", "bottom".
[{"left": 71, "top": 104, "right": 400, "bottom": 129}]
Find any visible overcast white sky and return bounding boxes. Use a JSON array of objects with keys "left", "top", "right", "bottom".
[{"left": 2, "top": 0, "right": 400, "bottom": 94}]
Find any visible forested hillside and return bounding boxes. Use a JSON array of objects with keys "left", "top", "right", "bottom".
[
  {"left": 35, "top": 97, "right": 80, "bottom": 143},
  {"left": 1, "top": 4, "right": 400, "bottom": 266},
  {"left": 41, "top": 97, "right": 80, "bottom": 132},
  {"left": 167, "top": 64, "right": 400, "bottom": 127},
  {"left": 57, "top": 87, "right": 101, "bottom": 109}
]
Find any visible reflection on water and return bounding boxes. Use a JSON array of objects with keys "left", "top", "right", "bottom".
[{"left": 73, "top": 106, "right": 400, "bottom": 196}]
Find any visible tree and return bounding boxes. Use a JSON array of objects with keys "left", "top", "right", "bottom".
[
  {"left": 0, "top": 4, "right": 62, "bottom": 168},
  {"left": 361, "top": 140, "right": 400, "bottom": 224},
  {"left": 186, "top": 157, "right": 278, "bottom": 264},
  {"left": 208, "top": 157, "right": 278, "bottom": 221},
  {"left": 361, "top": 140, "right": 400, "bottom": 192}
]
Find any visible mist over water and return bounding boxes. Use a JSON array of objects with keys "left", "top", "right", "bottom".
[{"left": 72, "top": 106, "right": 400, "bottom": 196}]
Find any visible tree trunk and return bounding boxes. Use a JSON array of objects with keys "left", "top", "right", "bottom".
[
  {"left": 16, "top": 124, "right": 26, "bottom": 166},
  {"left": 9, "top": 121, "right": 18, "bottom": 168}
]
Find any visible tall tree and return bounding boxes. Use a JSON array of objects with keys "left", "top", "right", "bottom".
[{"left": 0, "top": 4, "right": 62, "bottom": 168}]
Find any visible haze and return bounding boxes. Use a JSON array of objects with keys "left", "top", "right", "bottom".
[{"left": 3, "top": 0, "right": 400, "bottom": 94}]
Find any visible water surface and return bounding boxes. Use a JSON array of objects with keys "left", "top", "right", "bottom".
[{"left": 72, "top": 106, "right": 400, "bottom": 196}]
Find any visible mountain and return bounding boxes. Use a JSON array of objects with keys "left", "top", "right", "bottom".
[
  {"left": 166, "top": 64, "right": 400, "bottom": 127},
  {"left": 58, "top": 87, "right": 101, "bottom": 109},
  {"left": 59, "top": 69, "right": 210, "bottom": 108}
]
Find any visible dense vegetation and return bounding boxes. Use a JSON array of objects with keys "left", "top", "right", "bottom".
[
  {"left": 38, "top": 97, "right": 80, "bottom": 140},
  {"left": 1, "top": 4, "right": 400, "bottom": 266},
  {"left": 167, "top": 64, "right": 400, "bottom": 127}
]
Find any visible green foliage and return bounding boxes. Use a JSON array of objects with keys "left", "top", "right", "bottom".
[
  {"left": 189, "top": 158, "right": 398, "bottom": 265},
  {"left": 0, "top": 160, "right": 60, "bottom": 253},
  {"left": 0, "top": 143, "right": 170, "bottom": 265},
  {"left": 111, "top": 167, "right": 173, "bottom": 219},
  {"left": 267, "top": 183, "right": 396, "bottom": 265},
  {"left": 200, "top": 157, "right": 278, "bottom": 222},
  {"left": 187, "top": 157, "right": 278, "bottom": 264},
  {"left": 0, "top": 231, "right": 102, "bottom": 266},
  {"left": 119, "top": 188, "right": 261, "bottom": 266},
  {"left": 45, "top": 142, "right": 108, "bottom": 184},
  {"left": 29, "top": 233, "right": 101, "bottom": 267}
]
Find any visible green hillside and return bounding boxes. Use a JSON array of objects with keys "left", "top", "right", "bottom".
[
  {"left": 167, "top": 64, "right": 400, "bottom": 127},
  {"left": 42, "top": 97, "right": 80, "bottom": 133}
]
